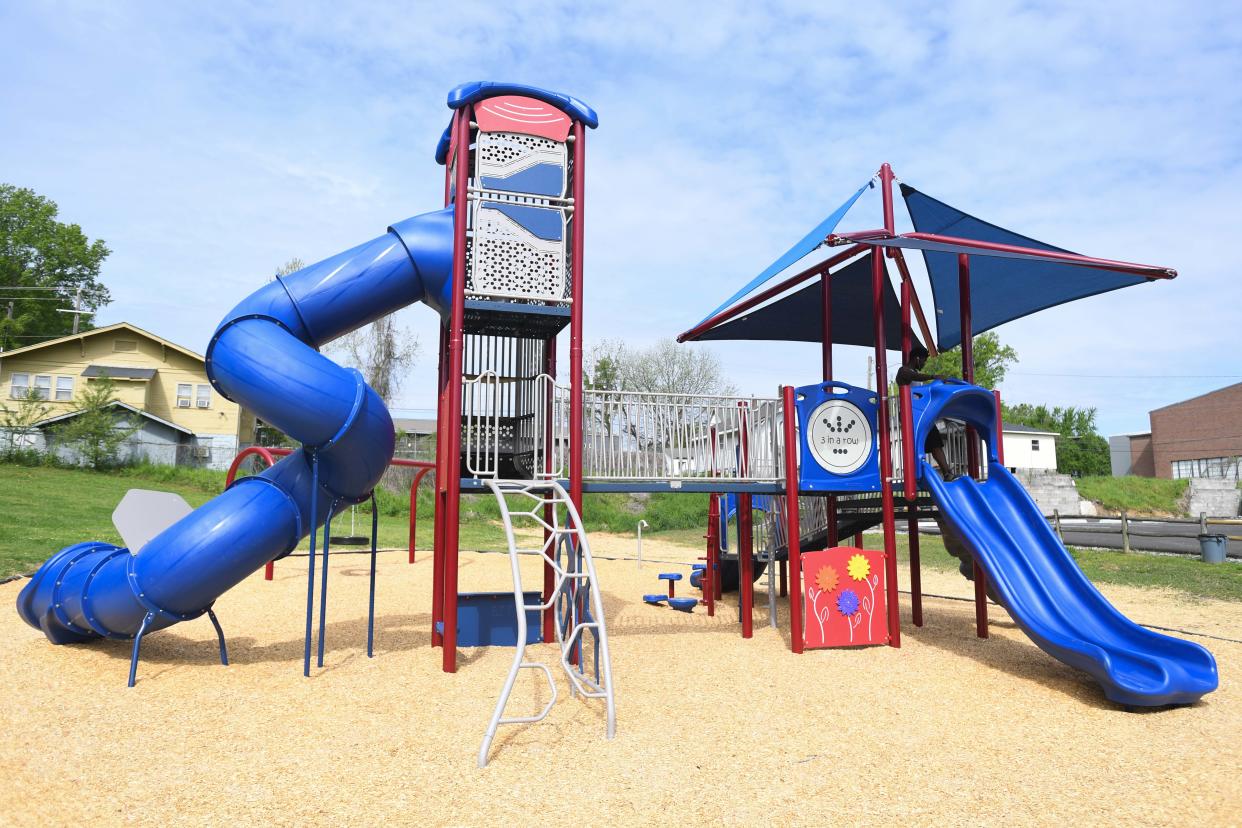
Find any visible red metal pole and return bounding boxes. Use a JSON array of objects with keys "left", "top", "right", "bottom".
[
  {"left": 408, "top": 466, "right": 432, "bottom": 564},
  {"left": 705, "top": 493, "right": 717, "bottom": 616},
  {"left": 542, "top": 336, "right": 557, "bottom": 643},
  {"left": 569, "top": 122, "right": 585, "bottom": 513},
  {"left": 872, "top": 250, "right": 901, "bottom": 648},
  {"left": 821, "top": 272, "right": 839, "bottom": 549},
  {"left": 738, "top": 401, "right": 753, "bottom": 639},
  {"left": 900, "top": 272, "right": 923, "bottom": 627},
  {"left": 879, "top": 162, "right": 896, "bottom": 237},
  {"left": 781, "top": 385, "right": 804, "bottom": 653},
  {"left": 959, "top": 254, "right": 989, "bottom": 640},
  {"left": 994, "top": 389, "right": 1006, "bottom": 466},
  {"left": 431, "top": 322, "right": 448, "bottom": 647},
  {"left": 441, "top": 106, "right": 472, "bottom": 673}
]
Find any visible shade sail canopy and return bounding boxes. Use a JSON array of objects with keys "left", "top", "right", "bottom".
[
  {"left": 687, "top": 252, "right": 912, "bottom": 351},
  {"left": 693, "top": 182, "right": 870, "bottom": 326},
  {"left": 899, "top": 184, "right": 1170, "bottom": 350}
]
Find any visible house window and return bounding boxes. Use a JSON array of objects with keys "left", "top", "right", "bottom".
[
  {"left": 176, "top": 383, "right": 193, "bottom": 408},
  {"left": 196, "top": 384, "right": 211, "bottom": 409},
  {"left": 113, "top": 339, "right": 139, "bottom": 353},
  {"left": 1031, "top": 439, "right": 1040, "bottom": 451},
  {"left": 33, "top": 375, "right": 52, "bottom": 400},
  {"left": 9, "top": 373, "right": 29, "bottom": 399},
  {"left": 55, "top": 376, "right": 74, "bottom": 401}
]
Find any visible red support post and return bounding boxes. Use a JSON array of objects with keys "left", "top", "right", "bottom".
[
  {"left": 959, "top": 254, "right": 989, "bottom": 640},
  {"left": 542, "top": 336, "right": 557, "bottom": 643},
  {"left": 738, "top": 402, "right": 753, "bottom": 639},
  {"left": 994, "top": 389, "right": 1006, "bottom": 466},
  {"left": 781, "top": 385, "right": 804, "bottom": 653},
  {"left": 821, "top": 272, "right": 838, "bottom": 549},
  {"left": 569, "top": 122, "right": 585, "bottom": 515},
  {"left": 431, "top": 323, "right": 448, "bottom": 647},
  {"left": 900, "top": 273, "right": 923, "bottom": 627},
  {"left": 440, "top": 106, "right": 473, "bottom": 673},
  {"left": 872, "top": 250, "right": 901, "bottom": 648},
  {"left": 408, "top": 466, "right": 432, "bottom": 564},
  {"left": 879, "top": 162, "right": 896, "bottom": 238},
  {"left": 704, "top": 493, "right": 718, "bottom": 617}
]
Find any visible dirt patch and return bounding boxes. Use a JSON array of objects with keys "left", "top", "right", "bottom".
[{"left": 0, "top": 534, "right": 1237, "bottom": 826}]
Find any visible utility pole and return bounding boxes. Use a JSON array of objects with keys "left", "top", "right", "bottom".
[{"left": 56, "top": 287, "right": 87, "bottom": 334}]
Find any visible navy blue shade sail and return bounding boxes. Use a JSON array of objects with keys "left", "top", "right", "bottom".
[
  {"left": 900, "top": 184, "right": 1161, "bottom": 351},
  {"left": 688, "top": 252, "right": 912, "bottom": 351}
]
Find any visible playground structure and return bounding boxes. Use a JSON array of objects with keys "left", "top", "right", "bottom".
[{"left": 14, "top": 80, "right": 1219, "bottom": 765}]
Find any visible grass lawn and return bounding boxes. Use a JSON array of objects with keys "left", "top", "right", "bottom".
[
  {"left": 1076, "top": 475, "right": 1189, "bottom": 515},
  {"left": 2, "top": 463, "right": 1239, "bottom": 602}
]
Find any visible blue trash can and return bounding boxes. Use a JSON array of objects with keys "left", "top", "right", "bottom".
[{"left": 1198, "top": 533, "right": 1228, "bottom": 564}]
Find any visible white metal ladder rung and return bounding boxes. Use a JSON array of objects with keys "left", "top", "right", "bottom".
[{"left": 478, "top": 479, "right": 616, "bottom": 768}]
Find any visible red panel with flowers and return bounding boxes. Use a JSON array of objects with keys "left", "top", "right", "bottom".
[{"left": 802, "top": 547, "right": 888, "bottom": 648}]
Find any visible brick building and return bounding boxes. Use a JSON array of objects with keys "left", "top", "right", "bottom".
[{"left": 1111, "top": 383, "right": 1242, "bottom": 480}]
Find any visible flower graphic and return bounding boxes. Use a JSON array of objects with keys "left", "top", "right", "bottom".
[
  {"left": 837, "top": 589, "right": 860, "bottom": 617},
  {"left": 847, "top": 553, "right": 871, "bottom": 581},
  {"left": 815, "top": 564, "right": 839, "bottom": 593}
]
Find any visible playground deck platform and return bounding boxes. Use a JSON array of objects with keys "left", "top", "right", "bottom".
[{"left": 1, "top": 537, "right": 1237, "bottom": 826}]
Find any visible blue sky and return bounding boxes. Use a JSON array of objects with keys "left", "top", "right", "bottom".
[{"left": 2, "top": 1, "right": 1239, "bottom": 437}]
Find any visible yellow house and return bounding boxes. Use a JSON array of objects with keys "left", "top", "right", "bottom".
[{"left": 0, "top": 322, "right": 256, "bottom": 469}]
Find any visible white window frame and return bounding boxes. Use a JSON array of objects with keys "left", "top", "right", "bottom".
[
  {"left": 9, "top": 372, "right": 30, "bottom": 399},
  {"left": 33, "top": 375, "right": 52, "bottom": 400},
  {"left": 176, "top": 383, "right": 193, "bottom": 408},
  {"left": 196, "top": 384, "right": 211, "bottom": 409},
  {"left": 55, "top": 375, "right": 74, "bottom": 401}
]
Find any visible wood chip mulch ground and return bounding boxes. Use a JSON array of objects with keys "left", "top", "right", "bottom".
[{"left": 1, "top": 532, "right": 1238, "bottom": 826}]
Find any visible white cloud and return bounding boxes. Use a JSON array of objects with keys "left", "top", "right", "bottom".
[{"left": 1, "top": 1, "right": 1238, "bottom": 434}]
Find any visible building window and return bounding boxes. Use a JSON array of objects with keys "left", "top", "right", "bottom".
[
  {"left": 33, "top": 375, "right": 52, "bottom": 400},
  {"left": 55, "top": 376, "right": 74, "bottom": 401},
  {"left": 176, "top": 383, "right": 193, "bottom": 408},
  {"left": 113, "top": 339, "right": 138, "bottom": 353},
  {"left": 1031, "top": 439, "right": 1040, "bottom": 452},
  {"left": 1171, "top": 457, "right": 1242, "bottom": 481},
  {"left": 196, "top": 384, "right": 211, "bottom": 409},
  {"left": 9, "top": 373, "right": 29, "bottom": 399}
]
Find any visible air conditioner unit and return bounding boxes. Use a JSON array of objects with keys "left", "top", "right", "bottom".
[
  {"left": 177, "top": 399, "right": 191, "bottom": 408},
  {"left": 196, "top": 400, "right": 209, "bottom": 408},
  {"left": 193, "top": 446, "right": 211, "bottom": 459}
]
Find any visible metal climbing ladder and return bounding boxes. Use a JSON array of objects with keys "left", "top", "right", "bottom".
[{"left": 478, "top": 479, "right": 616, "bottom": 768}]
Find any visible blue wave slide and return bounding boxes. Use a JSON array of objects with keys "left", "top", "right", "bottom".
[
  {"left": 912, "top": 382, "right": 1217, "bottom": 706},
  {"left": 17, "top": 209, "right": 454, "bottom": 645}
]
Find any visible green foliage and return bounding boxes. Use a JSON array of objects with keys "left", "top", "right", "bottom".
[
  {"left": 1002, "top": 401, "right": 1110, "bottom": 477},
  {"left": 53, "top": 375, "right": 139, "bottom": 469},
  {"left": 1076, "top": 475, "right": 1189, "bottom": 516},
  {"left": 0, "top": 386, "right": 51, "bottom": 454},
  {"left": 922, "top": 331, "right": 1018, "bottom": 390},
  {"left": 0, "top": 184, "right": 111, "bottom": 350}
]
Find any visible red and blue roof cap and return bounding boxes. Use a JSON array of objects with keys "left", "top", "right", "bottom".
[{"left": 435, "top": 81, "right": 598, "bottom": 165}]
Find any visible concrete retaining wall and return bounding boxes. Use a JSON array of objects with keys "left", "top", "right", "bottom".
[
  {"left": 1011, "top": 469, "right": 1081, "bottom": 517},
  {"left": 1187, "top": 478, "right": 1242, "bottom": 518}
]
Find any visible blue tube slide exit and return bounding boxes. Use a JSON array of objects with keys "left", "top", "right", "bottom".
[{"left": 17, "top": 209, "right": 454, "bottom": 645}]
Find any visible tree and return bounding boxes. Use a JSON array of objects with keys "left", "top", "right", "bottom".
[
  {"left": 0, "top": 185, "right": 111, "bottom": 350},
  {"left": 590, "top": 338, "right": 736, "bottom": 397},
  {"left": 0, "top": 387, "right": 51, "bottom": 454},
  {"left": 329, "top": 315, "right": 420, "bottom": 400},
  {"left": 923, "top": 331, "right": 1018, "bottom": 390},
  {"left": 1002, "top": 402, "right": 1110, "bottom": 477},
  {"left": 54, "top": 374, "right": 139, "bottom": 469},
  {"left": 274, "top": 257, "right": 305, "bottom": 280}
]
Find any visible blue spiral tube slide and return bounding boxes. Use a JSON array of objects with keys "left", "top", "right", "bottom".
[{"left": 17, "top": 208, "right": 454, "bottom": 645}]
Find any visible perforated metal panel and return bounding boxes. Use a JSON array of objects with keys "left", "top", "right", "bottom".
[
  {"left": 476, "top": 131, "right": 567, "bottom": 197},
  {"left": 469, "top": 202, "right": 567, "bottom": 301}
]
